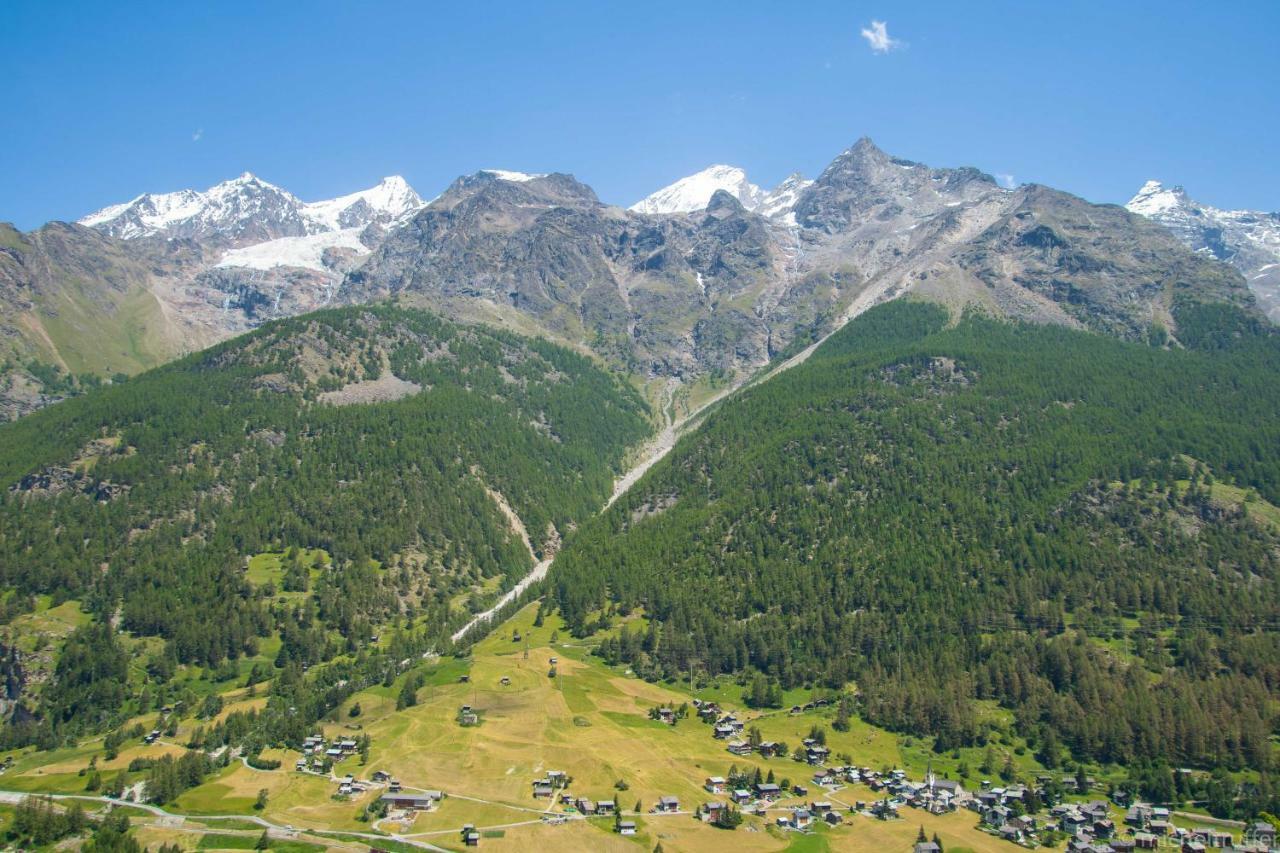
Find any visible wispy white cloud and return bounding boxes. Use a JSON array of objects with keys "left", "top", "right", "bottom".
[
  {"left": 997, "top": 173, "right": 1017, "bottom": 189},
  {"left": 192, "top": 128, "right": 203, "bottom": 143},
  {"left": 860, "top": 20, "right": 902, "bottom": 54}
]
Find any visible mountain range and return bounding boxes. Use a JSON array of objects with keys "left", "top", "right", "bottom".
[
  {"left": 80, "top": 172, "right": 424, "bottom": 247},
  {"left": 0, "top": 138, "right": 1267, "bottom": 420}
]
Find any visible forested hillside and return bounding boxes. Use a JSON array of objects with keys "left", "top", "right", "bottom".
[
  {"left": 551, "top": 300, "right": 1280, "bottom": 775},
  {"left": 0, "top": 306, "right": 649, "bottom": 743}
]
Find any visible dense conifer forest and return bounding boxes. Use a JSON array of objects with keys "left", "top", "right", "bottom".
[
  {"left": 552, "top": 300, "right": 1280, "bottom": 776},
  {"left": 0, "top": 306, "right": 650, "bottom": 743}
]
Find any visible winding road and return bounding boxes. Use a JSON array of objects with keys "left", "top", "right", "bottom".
[{"left": 0, "top": 789, "right": 453, "bottom": 852}]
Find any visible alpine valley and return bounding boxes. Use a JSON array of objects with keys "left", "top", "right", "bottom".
[{"left": 0, "top": 138, "right": 1278, "bottom": 853}]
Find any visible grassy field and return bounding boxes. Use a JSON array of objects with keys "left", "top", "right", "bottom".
[
  {"left": 211, "top": 603, "right": 1033, "bottom": 852},
  {"left": 132, "top": 825, "right": 357, "bottom": 853},
  {"left": 194, "top": 831, "right": 327, "bottom": 851},
  {"left": 245, "top": 549, "right": 328, "bottom": 591},
  {"left": 8, "top": 597, "right": 90, "bottom": 648},
  {"left": 1142, "top": 469, "right": 1280, "bottom": 533},
  {"left": 34, "top": 271, "right": 178, "bottom": 378},
  {"left": 173, "top": 761, "right": 376, "bottom": 833},
  {"left": 1203, "top": 481, "right": 1280, "bottom": 531}
]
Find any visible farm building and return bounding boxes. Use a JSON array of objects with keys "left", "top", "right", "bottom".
[{"left": 380, "top": 791, "right": 443, "bottom": 811}]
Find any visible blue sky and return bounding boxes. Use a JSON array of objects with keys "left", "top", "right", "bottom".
[{"left": 2, "top": 0, "right": 1276, "bottom": 230}]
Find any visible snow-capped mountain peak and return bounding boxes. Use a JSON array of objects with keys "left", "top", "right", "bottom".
[
  {"left": 80, "top": 174, "right": 426, "bottom": 247},
  {"left": 757, "top": 173, "right": 814, "bottom": 222},
  {"left": 630, "top": 165, "right": 812, "bottom": 221},
  {"left": 1125, "top": 180, "right": 1190, "bottom": 218},
  {"left": 79, "top": 188, "right": 208, "bottom": 235},
  {"left": 630, "top": 165, "right": 764, "bottom": 215},
  {"left": 225, "top": 171, "right": 267, "bottom": 187},
  {"left": 301, "top": 175, "right": 424, "bottom": 231},
  {"left": 1127, "top": 180, "right": 1280, "bottom": 320},
  {"left": 480, "top": 169, "right": 547, "bottom": 183}
]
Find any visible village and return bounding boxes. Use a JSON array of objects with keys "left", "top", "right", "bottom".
[
  {"left": 274, "top": 688, "right": 1278, "bottom": 852},
  {"left": 4, "top": 598, "right": 1270, "bottom": 853}
]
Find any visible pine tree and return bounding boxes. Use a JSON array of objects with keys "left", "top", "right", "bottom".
[
  {"left": 833, "top": 695, "right": 852, "bottom": 732},
  {"left": 396, "top": 677, "right": 418, "bottom": 710},
  {"left": 981, "top": 746, "right": 995, "bottom": 775}
]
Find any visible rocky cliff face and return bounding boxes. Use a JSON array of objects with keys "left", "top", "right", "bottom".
[
  {"left": 0, "top": 222, "right": 215, "bottom": 418},
  {"left": 347, "top": 171, "right": 789, "bottom": 377},
  {"left": 794, "top": 137, "right": 999, "bottom": 233},
  {"left": 757, "top": 174, "right": 813, "bottom": 221},
  {"left": 954, "top": 185, "right": 1250, "bottom": 337},
  {"left": 1126, "top": 181, "right": 1280, "bottom": 321},
  {"left": 345, "top": 139, "right": 1256, "bottom": 386}
]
